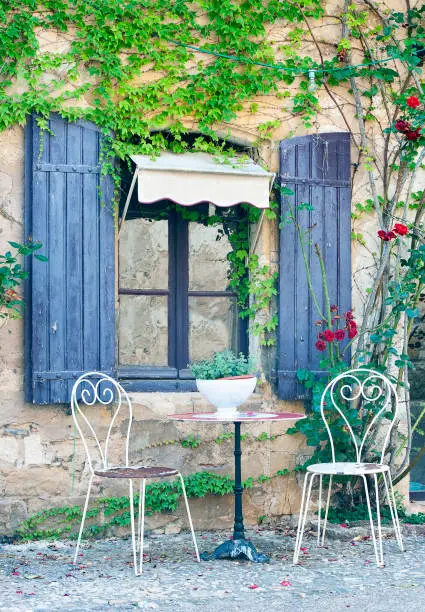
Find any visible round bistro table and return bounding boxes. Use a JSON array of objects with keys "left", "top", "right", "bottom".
[{"left": 168, "top": 410, "right": 305, "bottom": 563}]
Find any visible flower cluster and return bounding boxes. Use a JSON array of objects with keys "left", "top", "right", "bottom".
[
  {"left": 314, "top": 307, "right": 357, "bottom": 352},
  {"left": 377, "top": 223, "right": 408, "bottom": 242},
  {"left": 395, "top": 118, "right": 421, "bottom": 141}
]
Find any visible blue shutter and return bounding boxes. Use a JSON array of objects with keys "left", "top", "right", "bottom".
[
  {"left": 25, "top": 114, "right": 115, "bottom": 404},
  {"left": 277, "top": 133, "right": 351, "bottom": 400}
]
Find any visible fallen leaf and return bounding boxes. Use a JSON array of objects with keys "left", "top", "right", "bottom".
[
  {"left": 340, "top": 523, "right": 348, "bottom": 528},
  {"left": 24, "top": 574, "right": 43, "bottom": 580},
  {"left": 249, "top": 584, "right": 259, "bottom": 589},
  {"left": 281, "top": 580, "right": 291, "bottom": 587}
]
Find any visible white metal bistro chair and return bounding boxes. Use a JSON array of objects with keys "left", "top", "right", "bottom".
[
  {"left": 71, "top": 371, "right": 200, "bottom": 575},
  {"left": 293, "top": 368, "right": 404, "bottom": 568}
]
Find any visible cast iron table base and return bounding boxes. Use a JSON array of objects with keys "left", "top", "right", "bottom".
[{"left": 200, "top": 421, "right": 270, "bottom": 563}]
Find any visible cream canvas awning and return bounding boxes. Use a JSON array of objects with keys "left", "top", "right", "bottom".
[{"left": 128, "top": 152, "right": 274, "bottom": 209}]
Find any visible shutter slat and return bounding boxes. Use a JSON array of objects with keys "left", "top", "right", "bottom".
[
  {"left": 31, "top": 169, "right": 50, "bottom": 404},
  {"left": 82, "top": 172, "right": 100, "bottom": 371},
  {"left": 278, "top": 133, "right": 351, "bottom": 400},
  {"left": 48, "top": 171, "right": 67, "bottom": 403},
  {"left": 66, "top": 123, "right": 83, "bottom": 399},
  {"left": 26, "top": 114, "right": 115, "bottom": 403},
  {"left": 99, "top": 174, "right": 115, "bottom": 370}
]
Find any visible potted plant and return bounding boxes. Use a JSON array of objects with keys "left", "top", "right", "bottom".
[{"left": 190, "top": 350, "right": 257, "bottom": 418}]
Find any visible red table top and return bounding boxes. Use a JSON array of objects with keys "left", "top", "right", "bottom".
[{"left": 168, "top": 411, "right": 305, "bottom": 423}]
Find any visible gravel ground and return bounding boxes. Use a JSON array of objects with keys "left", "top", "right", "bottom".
[{"left": 1, "top": 526, "right": 425, "bottom": 611}]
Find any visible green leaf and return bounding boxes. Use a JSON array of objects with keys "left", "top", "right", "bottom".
[
  {"left": 280, "top": 186, "right": 294, "bottom": 196},
  {"left": 406, "top": 307, "right": 419, "bottom": 318}
]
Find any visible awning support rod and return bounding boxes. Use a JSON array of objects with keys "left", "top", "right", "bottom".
[
  {"left": 250, "top": 172, "right": 275, "bottom": 255},
  {"left": 118, "top": 168, "right": 138, "bottom": 237}
]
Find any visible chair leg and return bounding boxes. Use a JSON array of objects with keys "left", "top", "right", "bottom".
[
  {"left": 362, "top": 474, "right": 382, "bottom": 568},
  {"left": 178, "top": 472, "right": 200, "bottom": 562},
  {"left": 293, "top": 472, "right": 316, "bottom": 564},
  {"left": 136, "top": 482, "right": 142, "bottom": 553},
  {"left": 317, "top": 475, "right": 323, "bottom": 547},
  {"left": 384, "top": 471, "right": 404, "bottom": 551},
  {"left": 373, "top": 473, "right": 384, "bottom": 567},
  {"left": 321, "top": 475, "right": 333, "bottom": 547},
  {"left": 129, "top": 479, "right": 138, "bottom": 576},
  {"left": 139, "top": 479, "right": 146, "bottom": 575},
  {"left": 293, "top": 471, "right": 310, "bottom": 564},
  {"left": 73, "top": 473, "right": 94, "bottom": 564}
]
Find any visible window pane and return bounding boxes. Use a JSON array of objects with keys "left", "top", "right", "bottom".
[
  {"left": 189, "top": 221, "right": 231, "bottom": 291},
  {"left": 119, "top": 295, "right": 168, "bottom": 365},
  {"left": 189, "top": 296, "right": 238, "bottom": 361},
  {"left": 119, "top": 218, "right": 168, "bottom": 290}
]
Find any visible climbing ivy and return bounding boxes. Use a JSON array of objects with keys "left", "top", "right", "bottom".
[{"left": 16, "top": 468, "right": 296, "bottom": 541}]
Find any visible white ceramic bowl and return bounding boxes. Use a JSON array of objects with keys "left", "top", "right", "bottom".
[{"left": 196, "top": 376, "right": 257, "bottom": 418}]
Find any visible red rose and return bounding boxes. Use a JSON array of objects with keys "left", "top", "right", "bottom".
[
  {"left": 335, "top": 329, "right": 346, "bottom": 341},
  {"left": 378, "top": 230, "right": 396, "bottom": 241},
  {"left": 348, "top": 327, "right": 358, "bottom": 339},
  {"left": 393, "top": 223, "right": 408, "bottom": 235},
  {"left": 407, "top": 96, "right": 420, "bottom": 108},
  {"left": 395, "top": 119, "right": 411, "bottom": 133},
  {"left": 330, "top": 304, "right": 338, "bottom": 313},
  {"left": 345, "top": 310, "right": 354, "bottom": 321},
  {"left": 315, "top": 340, "right": 327, "bottom": 352},
  {"left": 406, "top": 128, "right": 421, "bottom": 141},
  {"left": 323, "top": 329, "right": 335, "bottom": 342}
]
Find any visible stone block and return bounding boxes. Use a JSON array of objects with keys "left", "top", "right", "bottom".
[
  {"left": 0, "top": 435, "right": 21, "bottom": 466},
  {"left": 24, "top": 434, "right": 44, "bottom": 466},
  {"left": 0, "top": 499, "right": 27, "bottom": 536}
]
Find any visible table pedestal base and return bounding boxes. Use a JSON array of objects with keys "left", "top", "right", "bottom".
[{"left": 200, "top": 539, "right": 270, "bottom": 563}]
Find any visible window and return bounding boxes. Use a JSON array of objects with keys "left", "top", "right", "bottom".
[{"left": 117, "top": 202, "right": 247, "bottom": 391}]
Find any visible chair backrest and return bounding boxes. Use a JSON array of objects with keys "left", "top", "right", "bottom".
[
  {"left": 320, "top": 368, "right": 399, "bottom": 465},
  {"left": 71, "top": 371, "right": 133, "bottom": 473}
]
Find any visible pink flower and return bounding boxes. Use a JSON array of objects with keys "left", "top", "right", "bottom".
[
  {"left": 378, "top": 230, "right": 396, "bottom": 241},
  {"left": 249, "top": 584, "right": 259, "bottom": 589},
  {"left": 395, "top": 119, "right": 411, "bottom": 133},
  {"left": 315, "top": 340, "right": 327, "bottom": 352},
  {"left": 281, "top": 580, "right": 291, "bottom": 587},
  {"left": 406, "top": 128, "right": 421, "bottom": 141},
  {"left": 407, "top": 95, "right": 420, "bottom": 108},
  {"left": 393, "top": 223, "right": 408, "bottom": 235},
  {"left": 323, "top": 329, "right": 335, "bottom": 342}
]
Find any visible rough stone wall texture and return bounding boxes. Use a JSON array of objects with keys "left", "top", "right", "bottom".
[{"left": 0, "top": 0, "right": 419, "bottom": 535}]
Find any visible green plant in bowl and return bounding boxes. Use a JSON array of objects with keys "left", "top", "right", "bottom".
[{"left": 189, "top": 349, "right": 257, "bottom": 380}]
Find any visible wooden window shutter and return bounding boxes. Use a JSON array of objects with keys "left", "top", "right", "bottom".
[
  {"left": 277, "top": 133, "right": 351, "bottom": 400},
  {"left": 25, "top": 114, "right": 115, "bottom": 404}
]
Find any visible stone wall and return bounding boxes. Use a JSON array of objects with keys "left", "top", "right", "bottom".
[{"left": 0, "top": 0, "right": 418, "bottom": 536}]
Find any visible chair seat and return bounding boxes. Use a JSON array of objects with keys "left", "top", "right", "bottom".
[
  {"left": 94, "top": 465, "right": 178, "bottom": 479},
  {"left": 307, "top": 461, "right": 389, "bottom": 476}
]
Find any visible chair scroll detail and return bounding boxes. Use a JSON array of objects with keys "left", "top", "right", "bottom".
[
  {"left": 71, "top": 371, "right": 200, "bottom": 575},
  {"left": 293, "top": 368, "right": 404, "bottom": 568}
]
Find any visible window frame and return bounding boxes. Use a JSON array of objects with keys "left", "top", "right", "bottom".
[{"left": 117, "top": 205, "right": 248, "bottom": 392}]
